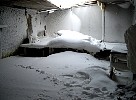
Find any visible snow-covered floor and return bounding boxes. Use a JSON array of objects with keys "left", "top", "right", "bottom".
[{"left": 0, "top": 51, "right": 135, "bottom": 100}]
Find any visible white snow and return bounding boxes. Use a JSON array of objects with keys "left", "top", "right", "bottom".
[
  {"left": 47, "top": 30, "right": 103, "bottom": 53},
  {"left": 0, "top": 51, "right": 135, "bottom": 100}
]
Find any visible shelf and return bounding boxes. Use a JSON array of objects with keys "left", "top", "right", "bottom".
[{"left": 0, "top": 25, "right": 8, "bottom": 28}]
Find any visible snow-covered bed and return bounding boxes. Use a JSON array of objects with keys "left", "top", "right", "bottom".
[
  {"left": 20, "top": 30, "right": 127, "bottom": 56},
  {"left": 20, "top": 30, "right": 104, "bottom": 54}
]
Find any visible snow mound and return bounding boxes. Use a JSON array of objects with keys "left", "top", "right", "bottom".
[{"left": 47, "top": 30, "right": 103, "bottom": 53}]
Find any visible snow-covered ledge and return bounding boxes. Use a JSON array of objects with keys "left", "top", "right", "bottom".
[{"left": 0, "top": 25, "right": 7, "bottom": 28}]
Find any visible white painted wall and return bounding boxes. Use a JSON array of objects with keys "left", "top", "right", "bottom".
[
  {"left": 72, "top": 6, "right": 102, "bottom": 39},
  {"left": 45, "top": 9, "right": 73, "bottom": 37},
  {"left": 0, "top": 6, "right": 47, "bottom": 58},
  {"left": 105, "top": 5, "right": 133, "bottom": 43},
  {"left": 45, "top": 6, "right": 102, "bottom": 39},
  {"left": 0, "top": 7, "right": 27, "bottom": 58}
]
